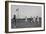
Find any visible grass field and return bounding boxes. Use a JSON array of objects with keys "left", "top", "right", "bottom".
[{"left": 11, "top": 18, "right": 41, "bottom": 29}]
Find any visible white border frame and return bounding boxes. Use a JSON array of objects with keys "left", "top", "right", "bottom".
[{"left": 8, "top": 2, "right": 44, "bottom": 32}]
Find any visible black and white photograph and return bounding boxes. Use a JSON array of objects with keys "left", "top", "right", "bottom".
[
  {"left": 5, "top": 1, "right": 45, "bottom": 33},
  {"left": 11, "top": 5, "right": 41, "bottom": 28}
]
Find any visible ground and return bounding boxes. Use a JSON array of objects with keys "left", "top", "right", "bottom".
[{"left": 11, "top": 18, "right": 41, "bottom": 29}]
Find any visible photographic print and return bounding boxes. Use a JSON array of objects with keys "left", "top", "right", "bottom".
[{"left": 5, "top": 1, "right": 45, "bottom": 33}]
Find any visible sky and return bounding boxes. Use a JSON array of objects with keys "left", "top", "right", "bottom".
[{"left": 11, "top": 5, "right": 42, "bottom": 19}]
